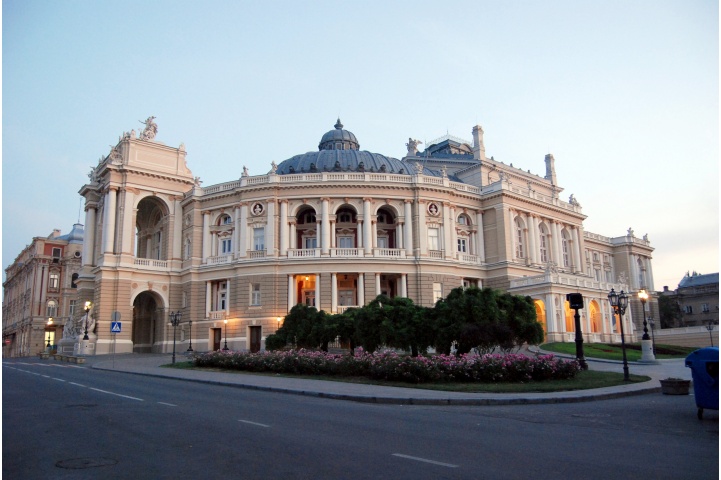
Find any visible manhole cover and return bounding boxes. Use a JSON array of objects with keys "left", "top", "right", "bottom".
[{"left": 56, "top": 458, "right": 118, "bottom": 469}]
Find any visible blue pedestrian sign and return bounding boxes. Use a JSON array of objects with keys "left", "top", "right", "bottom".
[{"left": 111, "top": 321, "right": 122, "bottom": 333}]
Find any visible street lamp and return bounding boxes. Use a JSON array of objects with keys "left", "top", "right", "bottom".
[
  {"left": 169, "top": 311, "right": 182, "bottom": 364},
  {"left": 222, "top": 319, "right": 229, "bottom": 351},
  {"left": 648, "top": 316, "right": 657, "bottom": 354},
  {"left": 46, "top": 318, "right": 52, "bottom": 349},
  {"left": 186, "top": 318, "right": 193, "bottom": 352},
  {"left": 637, "top": 289, "right": 655, "bottom": 362},
  {"left": 608, "top": 288, "right": 630, "bottom": 381},
  {"left": 83, "top": 301, "right": 92, "bottom": 340},
  {"left": 277, "top": 316, "right": 282, "bottom": 331},
  {"left": 706, "top": 320, "right": 715, "bottom": 347}
]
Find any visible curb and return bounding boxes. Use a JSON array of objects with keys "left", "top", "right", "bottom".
[{"left": 91, "top": 363, "right": 661, "bottom": 406}]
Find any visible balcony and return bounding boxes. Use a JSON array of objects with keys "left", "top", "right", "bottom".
[
  {"left": 248, "top": 250, "right": 266, "bottom": 259},
  {"left": 428, "top": 250, "right": 443, "bottom": 259},
  {"left": 373, "top": 248, "right": 406, "bottom": 259},
  {"left": 287, "top": 249, "right": 320, "bottom": 258},
  {"left": 133, "top": 258, "right": 169, "bottom": 269},
  {"left": 330, "top": 248, "right": 363, "bottom": 258},
  {"left": 208, "top": 311, "right": 226, "bottom": 320},
  {"left": 207, "top": 254, "right": 233, "bottom": 265},
  {"left": 457, "top": 253, "right": 481, "bottom": 264}
]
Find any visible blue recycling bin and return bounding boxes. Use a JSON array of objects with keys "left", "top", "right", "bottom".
[{"left": 685, "top": 347, "right": 719, "bottom": 419}]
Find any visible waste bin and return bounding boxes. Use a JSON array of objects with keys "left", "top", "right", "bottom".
[{"left": 685, "top": 347, "right": 719, "bottom": 419}]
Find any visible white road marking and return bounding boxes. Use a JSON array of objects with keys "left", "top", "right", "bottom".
[
  {"left": 392, "top": 454, "right": 459, "bottom": 468},
  {"left": 88, "top": 387, "right": 144, "bottom": 401},
  {"left": 69, "top": 382, "right": 86, "bottom": 387},
  {"left": 158, "top": 402, "right": 177, "bottom": 407},
  {"left": 51, "top": 378, "right": 66, "bottom": 382},
  {"left": 238, "top": 419, "right": 270, "bottom": 428}
]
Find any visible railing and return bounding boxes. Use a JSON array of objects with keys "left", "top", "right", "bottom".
[
  {"left": 208, "top": 311, "right": 226, "bottom": 320},
  {"left": 207, "top": 254, "right": 233, "bottom": 265},
  {"left": 510, "top": 272, "right": 622, "bottom": 291},
  {"left": 373, "top": 248, "right": 406, "bottom": 258},
  {"left": 428, "top": 250, "right": 443, "bottom": 259},
  {"left": 457, "top": 253, "right": 480, "bottom": 264},
  {"left": 133, "top": 258, "right": 168, "bottom": 268},
  {"left": 249, "top": 250, "right": 266, "bottom": 259},
  {"left": 287, "top": 248, "right": 320, "bottom": 258},
  {"left": 330, "top": 248, "right": 363, "bottom": 257}
]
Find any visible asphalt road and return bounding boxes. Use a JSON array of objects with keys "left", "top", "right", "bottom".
[{"left": 3, "top": 359, "right": 718, "bottom": 480}]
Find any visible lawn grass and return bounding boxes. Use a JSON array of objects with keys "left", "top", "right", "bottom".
[
  {"left": 163, "top": 361, "right": 650, "bottom": 393},
  {"left": 541, "top": 342, "right": 696, "bottom": 361}
]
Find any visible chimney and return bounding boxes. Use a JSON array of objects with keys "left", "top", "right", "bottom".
[
  {"left": 544, "top": 154, "right": 557, "bottom": 185},
  {"left": 472, "top": 125, "right": 486, "bottom": 161}
]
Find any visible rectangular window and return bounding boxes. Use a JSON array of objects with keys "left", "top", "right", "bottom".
[
  {"left": 253, "top": 228, "right": 265, "bottom": 251},
  {"left": 221, "top": 238, "right": 232, "bottom": 254},
  {"left": 606, "top": 270, "right": 613, "bottom": 282},
  {"left": 377, "top": 237, "right": 389, "bottom": 248},
  {"left": 539, "top": 235, "right": 548, "bottom": 263},
  {"left": 428, "top": 228, "right": 439, "bottom": 250},
  {"left": 69, "top": 300, "right": 77, "bottom": 316},
  {"left": 49, "top": 273, "right": 60, "bottom": 289},
  {"left": 154, "top": 231, "right": 162, "bottom": 259},
  {"left": 702, "top": 303, "right": 710, "bottom": 313},
  {"left": 304, "top": 237, "right": 317, "bottom": 249},
  {"left": 432, "top": 282, "right": 443, "bottom": 303},
  {"left": 685, "top": 305, "right": 693, "bottom": 314},
  {"left": 251, "top": 284, "right": 261, "bottom": 306},
  {"left": 594, "top": 269, "right": 600, "bottom": 281},
  {"left": 338, "top": 236, "right": 354, "bottom": 248},
  {"left": 52, "top": 248, "right": 61, "bottom": 258},
  {"left": 217, "top": 281, "right": 227, "bottom": 311},
  {"left": 457, "top": 238, "right": 467, "bottom": 253}
]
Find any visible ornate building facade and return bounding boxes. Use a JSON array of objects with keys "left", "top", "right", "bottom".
[
  {"left": 72, "top": 117, "right": 656, "bottom": 355},
  {"left": 3, "top": 225, "right": 84, "bottom": 357}
]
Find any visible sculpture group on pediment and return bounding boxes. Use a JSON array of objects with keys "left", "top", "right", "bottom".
[
  {"left": 568, "top": 194, "right": 581, "bottom": 206},
  {"left": 406, "top": 138, "right": 422, "bottom": 156}
]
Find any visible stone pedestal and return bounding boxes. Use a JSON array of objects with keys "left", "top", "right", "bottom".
[{"left": 639, "top": 338, "right": 656, "bottom": 363}]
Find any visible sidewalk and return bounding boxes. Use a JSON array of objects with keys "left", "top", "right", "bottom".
[{"left": 84, "top": 350, "right": 692, "bottom": 406}]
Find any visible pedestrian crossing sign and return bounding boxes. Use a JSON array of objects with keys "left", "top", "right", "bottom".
[{"left": 111, "top": 322, "right": 121, "bottom": 333}]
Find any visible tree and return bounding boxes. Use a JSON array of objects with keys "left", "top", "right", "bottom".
[
  {"left": 659, "top": 294, "right": 682, "bottom": 328},
  {"left": 269, "top": 304, "right": 323, "bottom": 349},
  {"left": 376, "top": 296, "right": 434, "bottom": 356},
  {"left": 354, "top": 296, "right": 386, "bottom": 353},
  {"left": 434, "top": 287, "right": 503, "bottom": 355},
  {"left": 497, "top": 293, "right": 544, "bottom": 351}
]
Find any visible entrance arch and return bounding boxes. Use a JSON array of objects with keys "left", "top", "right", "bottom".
[
  {"left": 534, "top": 299, "right": 547, "bottom": 334},
  {"left": 132, "top": 291, "right": 165, "bottom": 353},
  {"left": 589, "top": 300, "right": 601, "bottom": 333}
]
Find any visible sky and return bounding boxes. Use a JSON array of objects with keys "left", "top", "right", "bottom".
[{"left": 2, "top": 0, "right": 718, "bottom": 291}]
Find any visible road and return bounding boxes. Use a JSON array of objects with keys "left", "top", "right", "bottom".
[{"left": 3, "top": 358, "right": 718, "bottom": 480}]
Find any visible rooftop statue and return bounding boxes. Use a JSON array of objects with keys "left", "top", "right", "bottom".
[
  {"left": 139, "top": 116, "right": 158, "bottom": 141},
  {"left": 406, "top": 138, "right": 422, "bottom": 156}
]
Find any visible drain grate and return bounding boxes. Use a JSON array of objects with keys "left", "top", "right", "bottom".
[{"left": 56, "top": 457, "right": 118, "bottom": 469}]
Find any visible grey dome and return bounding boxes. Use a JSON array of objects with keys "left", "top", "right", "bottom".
[
  {"left": 56, "top": 223, "right": 84, "bottom": 244},
  {"left": 318, "top": 119, "right": 360, "bottom": 151}
]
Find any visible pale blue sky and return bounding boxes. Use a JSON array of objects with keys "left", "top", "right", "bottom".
[{"left": 2, "top": 0, "right": 718, "bottom": 290}]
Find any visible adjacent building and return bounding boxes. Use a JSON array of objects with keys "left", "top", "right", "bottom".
[
  {"left": 2, "top": 225, "right": 84, "bottom": 357},
  {"left": 67, "top": 117, "right": 656, "bottom": 356},
  {"left": 661, "top": 272, "right": 719, "bottom": 327}
]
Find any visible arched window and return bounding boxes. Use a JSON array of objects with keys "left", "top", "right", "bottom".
[
  {"left": 539, "top": 224, "right": 549, "bottom": 263},
  {"left": 515, "top": 218, "right": 525, "bottom": 259},
  {"left": 561, "top": 231, "right": 570, "bottom": 267},
  {"left": 220, "top": 214, "right": 233, "bottom": 225},
  {"left": 46, "top": 300, "right": 57, "bottom": 318}
]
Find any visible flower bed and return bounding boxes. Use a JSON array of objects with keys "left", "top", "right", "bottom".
[{"left": 193, "top": 349, "right": 580, "bottom": 384}]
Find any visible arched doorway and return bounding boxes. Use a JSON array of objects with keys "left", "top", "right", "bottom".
[
  {"left": 136, "top": 196, "right": 169, "bottom": 260},
  {"left": 589, "top": 300, "right": 601, "bottom": 333},
  {"left": 534, "top": 299, "right": 547, "bottom": 334},
  {"left": 132, "top": 291, "right": 165, "bottom": 353},
  {"left": 564, "top": 301, "right": 574, "bottom": 333}
]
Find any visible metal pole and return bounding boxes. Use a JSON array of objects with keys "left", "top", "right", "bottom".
[
  {"left": 617, "top": 309, "right": 630, "bottom": 381},
  {"left": 573, "top": 308, "right": 588, "bottom": 370},
  {"left": 187, "top": 320, "right": 193, "bottom": 352}
]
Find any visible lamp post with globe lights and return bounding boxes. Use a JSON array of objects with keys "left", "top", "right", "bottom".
[
  {"left": 169, "top": 311, "right": 182, "bottom": 364},
  {"left": 222, "top": 319, "right": 229, "bottom": 351},
  {"left": 608, "top": 288, "right": 630, "bottom": 381}
]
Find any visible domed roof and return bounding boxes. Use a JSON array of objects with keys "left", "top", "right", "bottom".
[
  {"left": 275, "top": 120, "right": 445, "bottom": 178},
  {"left": 56, "top": 223, "right": 84, "bottom": 244},
  {"left": 318, "top": 119, "right": 360, "bottom": 151}
]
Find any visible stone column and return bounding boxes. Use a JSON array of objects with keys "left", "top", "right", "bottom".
[
  {"left": 396, "top": 222, "right": 403, "bottom": 251},
  {"left": 82, "top": 205, "right": 96, "bottom": 267},
  {"left": 331, "top": 273, "right": 338, "bottom": 313},
  {"left": 206, "top": 281, "right": 212, "bottom": 317},
  {"left": 476, "top": 211, "right": 485, "bottom": 262},
  {"left": 508, "top": 208, "right": 516, "bottom": 261},
  {"left": 375, "top": 273, "right": 381, "bottom": 296},
  {"left": 315, "top": 273, "right": 321, "bottom": 311},
  {"left": 279, "top": 200, "right": 288, "bottom": 256},
  {"left": 417, "top": 201, "right": 427, "bottom": 255},
  {"left": 238, "top": 203, "right": 248, "bottom": 257},
  {"left": 357, "top": 220, "right": 363, "bottom": 249},
  {"left": 265, "top": 198, "right": 276, "bottom": 257},
  {"left": 400, "top": 274, "right": 407, "bottom": 298},
  {"left": 330, "top": 219, "right": 336, "bottom": 249},
  {"left": 287, "top": 275, "right": 294, "bottom": 313},
  {"left": 321, "top": 197, "right": 330, "bottom": 255},
  {"left": 120, "top": 188, "right": 135, "bottom": 255},
  {"left": 202, "top": 211, "right": 211, "bottom": 261},
  {"left": 172, "top": 197, "right": 182, "bottom": 260},
  {"left": 571, "top": 226, "right": 582, "bottom": 273},
  {"left": 358, "top": 273, "right": 365, "bottom": 306},
  {"left": 102, "top": 187, "right": 118, "bottom": 254},
  {"left": 551, "top": 221, "right": 562, "bottom": 266},
  {"left": 526, "top": 213, "right": 537, "bottom": 264},
  {"left": 443, "top": 203, "right": 453, "bottom": 259},
  {"left": 363, "top": 198, "right": 372, "bottom": 255},
  {"left": 289, "top": 220, "right": 297, "bottom": 249},
  {"left": 404, "top": 200, "right": 413, "bottom": 255}
]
